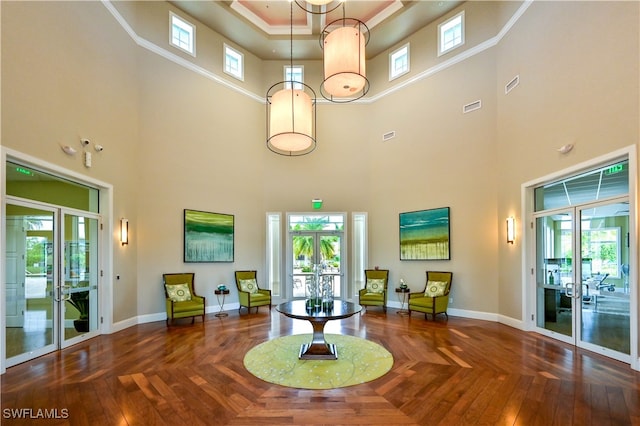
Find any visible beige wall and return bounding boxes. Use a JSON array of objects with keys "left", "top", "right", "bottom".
[
  {"left": 496, "top": 1, "right": 639, "bottom": 319},
  {"left": 1, "top": 2, "right": 638, "bottom": 328},
  {"left": 1, "top": 1, "right": 140, "bottom": 322}
]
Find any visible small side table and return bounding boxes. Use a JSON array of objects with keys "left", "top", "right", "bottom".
[
  {"left": 395, "top": 287, "right": 411, "bottom": 315},
  {"left": 214, "top": 289, "right": 230, "bottom": 317}
]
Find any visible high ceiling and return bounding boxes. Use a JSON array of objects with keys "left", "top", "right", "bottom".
[{"left": 168, "top": 0, "right": 463, "bottom": 60}]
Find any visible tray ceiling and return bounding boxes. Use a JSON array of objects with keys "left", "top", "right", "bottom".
[{"left": 169, "top": 0, "right": 463, "bottom": 60}]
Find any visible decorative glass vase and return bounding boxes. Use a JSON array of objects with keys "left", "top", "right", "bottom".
[{"left": 304, "top": 264, "right": 337, "bottom": 311}]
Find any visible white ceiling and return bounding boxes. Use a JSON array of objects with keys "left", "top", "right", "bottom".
[{"left": 168, "top": 0, "right": 463, "bottom": 60}]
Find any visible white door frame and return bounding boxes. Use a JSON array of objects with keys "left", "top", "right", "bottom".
[
  {"left": 0, "top": 147, "right": 114, "bottom": 375},
  {"left": 521, "top": 145, "right": 638, "bottom": 371},
  {"left": 284, "top": 212, "right": 347, "bottom": 302}
]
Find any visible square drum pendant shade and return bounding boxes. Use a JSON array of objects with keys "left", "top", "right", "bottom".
[{"left": 320, "top": 18, "right": 370, "bottom": 102}]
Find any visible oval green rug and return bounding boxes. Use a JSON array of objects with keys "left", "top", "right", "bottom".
[{"left": 243, "top": 334, "right": 393, "bottom": 390}]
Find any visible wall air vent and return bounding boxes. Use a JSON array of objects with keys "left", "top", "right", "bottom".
[
  {"left": 382, "top": 131, "right": 396, "bottom": 141},
  {"left": 505, "top": 75, "right": 520, "bottom": 94},
  {"left": 463, "top": 100, "right": 482, "bottom": 114}
]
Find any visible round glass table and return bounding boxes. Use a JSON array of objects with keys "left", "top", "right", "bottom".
[{"left": 276, "top": 300, "right": 362, "bottom": 360}]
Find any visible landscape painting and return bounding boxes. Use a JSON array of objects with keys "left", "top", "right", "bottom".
[
  {"left": 184, "top": 209, "right": 234, "bottom": 262},
  {"left": 399, "top": 207, "right": 450, "bottom": 260}
]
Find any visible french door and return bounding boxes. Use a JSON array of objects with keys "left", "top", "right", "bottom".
[
  {"left": 5, "top": 200, "right": 100, "bottom": 367},
  {"left": 290, "top": 232, "right": 343, "bottom": 299},
  {"left": 534, "top": 198, "right": 630, "bottom": 362}
]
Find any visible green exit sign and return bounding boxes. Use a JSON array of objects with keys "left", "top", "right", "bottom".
[
  {"left": 605, "top": 164, "right": 624, "bottom": 175},
  {"left": 15, "top": 167, "right": 33, "bottom": 176}
]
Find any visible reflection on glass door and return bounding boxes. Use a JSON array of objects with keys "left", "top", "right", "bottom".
[
  {"left": 535, "top": 210, "right": 575, "bottom": 341},
  {"left": 535, "top": 200, "right": 630, "bottom": 359},
  {"left": 291, "top": 233, "right": 342, "bottom": 299},
  {"left": 578, "top": 201, "right": 630, "bottom": 355},
  {"left": 5, "top": 204, "right": 57, "bottom": 364},
  {"left": 62, "top": 212, "right": 99, "bottom": 347},
  {"left": 4, "top": 204, "right": 100, "bottom": 366}
]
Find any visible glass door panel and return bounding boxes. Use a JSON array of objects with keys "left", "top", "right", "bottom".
[
  {"left": 291, "top": 232, "right": 342, "bottom": 299},
  {"left": 319, "top": 234, "right": 341, "bottom": 299},
  {"left": 535, "top": 212, "right": 575, "bottom": 340},
  {"left": 578, "top": 201, "right": 630, "bottom": 355},
  {"left": 292, "top": 233, "right": 314, "bottom": 298},
  {"left": 534, "top": 200, "right": 631, "bottom": 360},
  {"left": 5, "top": 204, "right": 57, "bottom": 365},
  {"left": 61, "top": 212, "right": 99, "bottom": 347}
]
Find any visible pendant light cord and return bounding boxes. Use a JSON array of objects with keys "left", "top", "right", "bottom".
[{"left": 290, "top": 2, "right": 293, "bottom": 72}]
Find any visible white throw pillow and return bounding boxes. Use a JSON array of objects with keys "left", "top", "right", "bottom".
[
  {"left": 366, "top": 278, "right": 385, "bottom": 294},
  {"left": 165, "top": 283, "right": 192, "bottom": 302},
  {"left": 424, "top": 280, "right": 447, "bottom": 297},
  {"left": 239, "top": 278, "right": 259, "bottom": 294}
]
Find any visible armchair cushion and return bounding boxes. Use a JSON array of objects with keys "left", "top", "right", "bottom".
[
  {"left": 165, "top": 283, "right": 192, "bottom": 302},
  {"left": 250, "top": 292, "right": 271, "bottom": 303},
  {"left": 425, "top": 280, "right": 448, "bottom": 297},
  {"left": 366, "top": 278, "right": 386, "bottom": 294},
  {"left": 171, "top": 298, "right": 205, "bottom": 313},
  {"left": 239, "top": 278, "right": 259, "bottom": 294}
]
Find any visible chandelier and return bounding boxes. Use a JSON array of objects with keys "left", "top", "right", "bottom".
[
  {"left": 320, "top": 3, "right": 370, "bottom": 102},
  {"left": 266, "top": 2, "right": 317, "bottom": 156}
]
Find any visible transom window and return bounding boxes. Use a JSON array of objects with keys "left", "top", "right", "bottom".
[
  {"left": 284, "top": 66, "right": 304, "bottom": 90},
  {"left": 170, "top": 12, "right": 195, "bottom": 56},
  {"left": 224, "top": 44, "right": 244, "bottom": 81},
  {"left": 389, "top": 43, "right": 410, "bottom": 81},
  {"left": 438, "top": 11, "right": 464, "bottom": 56},
  {"left": 289, "top": 214, "right": 344, "bottom": 231}
]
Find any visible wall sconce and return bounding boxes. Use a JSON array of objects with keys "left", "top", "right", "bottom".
[
  {"left": 312, "top": 199, "right": 323, "bottom": 209},
  {"left": 120, "top": 218, "right": 129, "bottom": 246},
  {"left": 506, "top": 217, "right": 515, "bottom": 244}
]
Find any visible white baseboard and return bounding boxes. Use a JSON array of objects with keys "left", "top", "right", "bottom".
[{"left": 109, "top": 303, "right": 525, "bottom": 335}]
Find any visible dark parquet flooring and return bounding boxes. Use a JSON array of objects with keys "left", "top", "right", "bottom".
[{"left": 2, "top": 307, "right": 640, "bottom": 425}]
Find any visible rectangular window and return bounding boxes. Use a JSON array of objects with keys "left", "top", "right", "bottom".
[
  {"left": 170, "top": 12, "right": 195, "bottom": 56},
  {"left": 352, "top": 212, "right": 367, "bottom": 299},
  {"left": 438, "top": 11, "right": 464, "bottom": 56},
  {"left": 266, "top": 213, "right": 281, "bottom": 296},
  {"left": 582, "top": 227, "right": 621, "bottom": 278},
  {"left": 284, "top": 66, "right": 304, "bottom": 90},
  {"left": 224, "top": 44, "right": 244, "bottom": 81},
  {"left": 389, "top": 43, "right": 410, "bottom": 81}
]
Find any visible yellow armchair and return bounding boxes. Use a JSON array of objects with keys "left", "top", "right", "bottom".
[
  {"left": 358, "top": 269, "right": 389, "bottom": 313},
  {"left": 408, "top": 271, "right": 453, "bottom": 320},
  {"left": 163, "top": 273, "right": 206, "bottom": 325},
  {"left": 235, "top": 270, "right": 271, "bottom": 314}
]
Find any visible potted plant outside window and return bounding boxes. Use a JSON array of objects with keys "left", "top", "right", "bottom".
[{"left": 68, "top": 290, "right": 89, "bottom": 332}]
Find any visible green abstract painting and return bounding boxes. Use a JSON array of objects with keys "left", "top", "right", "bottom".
[
  {"left": 184, "top": 209, "right": 234, "bottom": 262},
  {"left": 399, "top": 207, "right": 450, "bottom": 260}
]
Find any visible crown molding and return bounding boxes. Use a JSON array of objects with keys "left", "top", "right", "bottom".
[{"left": 101, "top": 0, "right": 533, "bottom": 105}]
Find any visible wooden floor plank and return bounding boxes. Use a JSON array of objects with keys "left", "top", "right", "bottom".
[{"left": 2, "top": 310, "right": 640, "bottom": 425}]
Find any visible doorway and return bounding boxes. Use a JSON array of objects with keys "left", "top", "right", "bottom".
[
  {"left": 531, "top": 157, "right": 633, "bottom": 363},
  {"left": 5, "top": 201, "right": 101, "bottom": 367},
  {"left": 2, "top": 157, "right": 109, "bottom": 371},
  {"left": 287, "top": 214, "right": 345, "bottom": 300}
]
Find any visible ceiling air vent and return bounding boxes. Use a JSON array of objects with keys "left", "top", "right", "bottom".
[
  {"left": 382, "top": 131, "right": 396, "bottom": 141},
  {"left": 505, "top": 75, "right": 520, "bottom": 94},
  {"left": 463, "top": 100, "right": 482, "bottom": 114}
]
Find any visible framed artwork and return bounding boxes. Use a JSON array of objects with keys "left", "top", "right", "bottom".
[
  {"left": 399, "top": 207, "right": 450, "bottom": 260},
  {"left": 184, "top": 209, "right": 234, "bottom": 262}
]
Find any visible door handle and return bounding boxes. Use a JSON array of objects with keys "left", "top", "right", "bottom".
[
  {"left": 55, "top": 284, "right": 72, "bottom": 302},
  {"left": 565, "top": 282, "right": 581, "bottom": 299}
]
